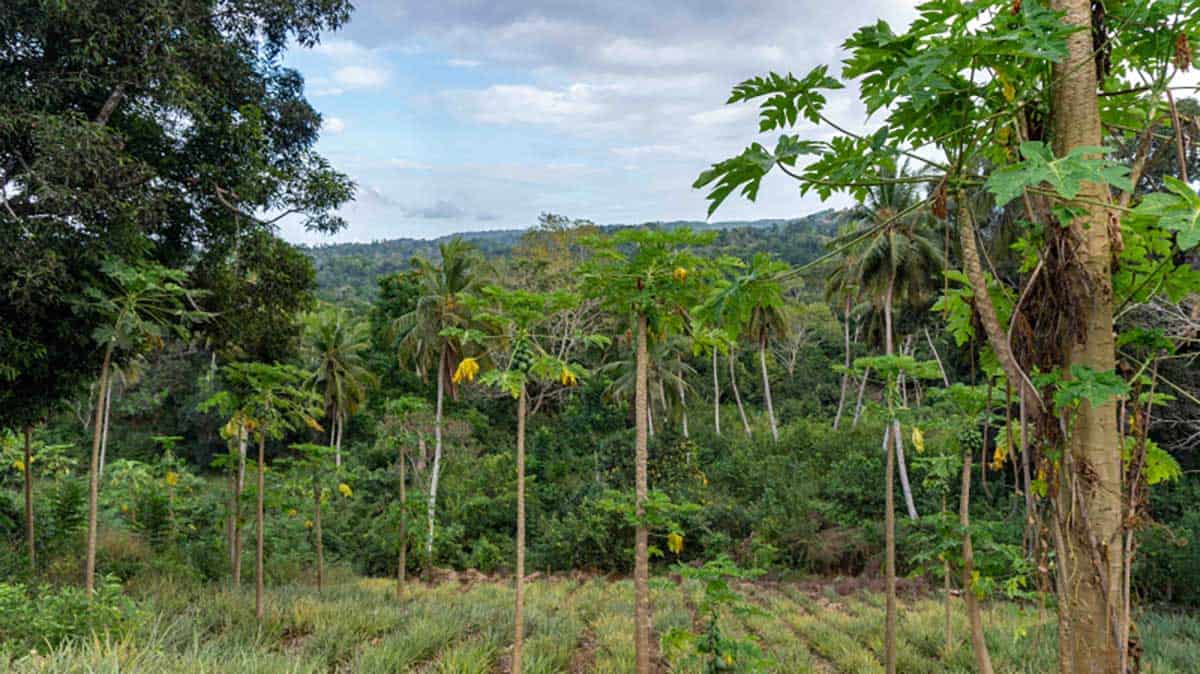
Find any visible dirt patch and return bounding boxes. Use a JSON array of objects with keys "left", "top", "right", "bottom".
[{"left": 568, "top": 628, "right": 597, "bottom": 674}]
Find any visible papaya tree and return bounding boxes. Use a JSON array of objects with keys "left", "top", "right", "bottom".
[
  {"left": 220, "top": 362, "right": 323, "bottom": 620},
  {"left": 377, "top": 395, "right": 431, "bottom": 595},
  {"left": 447, "top": 285, "right": 595, "bottom": 674},
  {"left": 283, "top": 443, "right": 340, "bottom": 592},
  {"left": 582, "top": 228, "right": 716, "bottom": 674}
]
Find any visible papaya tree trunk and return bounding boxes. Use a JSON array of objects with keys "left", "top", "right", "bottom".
[
  {"left": 23, "top": 425, "right": 35, "bottom": 570},
  {"left": 313, "top": 475, "right": 324, "bottom": 592},
  {"left": 426, "top": 347, "right": 446, "bottom": 581},
  {"left": 86, "top": 342, "right": 114, "bottom": 597},
  {"left": 961, "top": 442, "right": 995, "bottom": 674},
  {"left": 513, "top": 384, "right": 527, "bottom": 674},
  {"left": 633, "top": 313, "right": 654, "bottom": 674},
  {"left": 256, "top": 433, "right": 265, "bottom": 621},
  {"left": 760, "top": 332, "right": 778, "bottom": 442},
  {"left": 728, "top": 350, "right": 751, "bottom": 436},
  {"left": 228, "top": 450, "right": 238, "bottom": 584},
  {"left": 234, "top": 426, "right": 246, "bottom": 586},
  {"left": 883, "top": 421, "right": 897, "bottom": 674},
  {"left": 1051, "top": 3, "right": 1124, "bottom": 670},
  {"left": 397, "top": 439, "right": 407, "bottom": 597},
  {"left": 834, "top": 296, "right": 853, "bottom": 430}
]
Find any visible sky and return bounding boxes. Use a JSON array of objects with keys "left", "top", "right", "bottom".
[{"left": 279, "top": 1, "right": 921, "bottom": 244}]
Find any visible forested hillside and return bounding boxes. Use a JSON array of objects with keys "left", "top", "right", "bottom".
[{"left": 305, "top": 210, "right": 850, "bottom": 304}]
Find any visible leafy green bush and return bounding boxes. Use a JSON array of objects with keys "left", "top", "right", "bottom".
[{"left": 0, "top": 577, "right": 140, "bottom": 654}]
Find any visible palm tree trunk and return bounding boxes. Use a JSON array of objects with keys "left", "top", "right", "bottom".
[
  {"left": 852, "top": 367, "right": 870, "bottom": 429},
  {"left": 426, "top": 347, "right": 446, "bottom": 581},
  {"left": 99, "top": 377, "right": 114, "bottom": 478},
  {"left": 397, "top": 440, "right": 407, "bottom": 597},
  {"left": 728, "top": 350, "right": 751, "bottom": 436},
  {"left": 883, "top": 422, "right": 897, "bottom": 674},
  {"left": 513, "top": 384, "right": 527, "bottom": 674},
  {"left": 23, "top": 425, "right": 35, "bottom": 570},
  {"left": 925, "top": 327, "right": 951, "bottom": 387},
  {"left": 760, "top": 332, "right": 778, "bottom": 442},
  {"left": 893, "top": 419, "right": 918, "bottom": 520},
  {"left": 313, "top": 475, "right": 324, "bottom": 592},
  {"left": 227, "top": 448, "right": 237, "bottom": 584},
  {"left": 86, "top": 343, "right": 113, "bottom": 597},
  {"left": 633, "top": 314, "right": 653, "bottom": 674},
  {"left": 712, "top": 349, "right": 721, "bottom": 436},
  {"left": 256, "top": 433, "right": 266, "bottom": 621},
  {"left": 834, "top": 297, "right": 852, "bottom": 430},
  {"left": 676, "top": 374, "right": 689, "bottom": 439},
  {"left": 960, "top": 442, "right": 995, "bottom": 674},
  {"left": 333, "top": 412, "right": 341, "bottom": 468}
]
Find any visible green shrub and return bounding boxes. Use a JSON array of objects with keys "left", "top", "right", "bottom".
[{"left": 0, "top": 576, "right": 140, "bottom": 654}]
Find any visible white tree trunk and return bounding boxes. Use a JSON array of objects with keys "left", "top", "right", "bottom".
[
  {"left": 760, "top": 335, "right": 778, "bottom": 442},
  {"left": 99, "top": 378, "right": 114, "bottom": 478},
  {"left": 426, "top": 348, "right": 446, "bottom": 576},
  {"left": 893, "top": 419, "right": 918, "bottom": 520},
  {"left": 728, "top": 351, "right": 751, "bottom": 436},
  {"left": 712, "top": 349, "right": 721, "bottom": 436}
]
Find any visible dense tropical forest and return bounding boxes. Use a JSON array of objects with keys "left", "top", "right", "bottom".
[{"left": 3, "top": 1, "right": 1200, "bottom": 673}]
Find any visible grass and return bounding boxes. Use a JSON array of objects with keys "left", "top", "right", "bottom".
[{"left": 4, "top": 572, "right": 1199, "bottom": 673}]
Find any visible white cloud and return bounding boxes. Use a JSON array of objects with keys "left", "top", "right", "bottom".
[
  {"left": 321, "top": 116, "right": 346, "bottom": 134},
  {"left": 333, "top": 65, "right": 389, "bottom": 88},
  {"left": 447, "top": 58, "right": 482, "bottom": 68},
  {"left": 310, "top": 39, "right": 371, "bottom": 60}
]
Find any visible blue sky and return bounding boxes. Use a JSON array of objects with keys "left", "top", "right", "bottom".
[{"left": 278, "top": 1, "right": 920, "bottom": 244}]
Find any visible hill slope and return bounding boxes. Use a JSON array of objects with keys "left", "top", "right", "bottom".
[{"left": 304, "top": 209, "right": 853, "bottom": 303}]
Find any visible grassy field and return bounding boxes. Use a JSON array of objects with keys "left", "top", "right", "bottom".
[{"left": 5, "top": 573, "right": 1199, "bottom": 673}]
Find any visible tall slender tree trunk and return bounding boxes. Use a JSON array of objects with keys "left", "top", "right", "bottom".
[
  {"left": 85, "top": 343, "right": 114, "bottom": 596},
  {"left": 883, "top": 422, "right": 897, "bottom": 674},
  {"left": 676, "top": 373, "right": 689, "bottom": 439},
  {"left": 23, "top": 425, "right": 35, "bottom": 569},
  {"left": 227, "top": 452, "right": 238, "bottom": 584},
  {"left": 893, "top": 419, "right": 918, "bottom": 520},
  {"left": 397, "top": 440, "right": 407, "bottom": 597},
  {"left": 760, "top": 333, "right": 778, "bottom": 442},
  {"left": 960, "top": 444, "right": 995, "bottom": 674},
  {"left": 513, "top": 385, "right": 527, "bottom": 674},
  {"left": 834, "top": 297, "right": 853, "bottom": 430},
  {"left": 333, "top": 412, "right": 342, "bottom": 468},
  {"left": 633, "top": 314, "right": 654, "bottom": 674},
  {"left": 852, "top": 367, "right": 870, "bottom": 428},
  {"left": 426, "top": 347, "right": 447, "bottom": 581},
  {"left": 99, "top": 378, "right": 113, "bottom": 478},
  {"left": 256, "top": 434, "right": 266, "bottom": 621},
  {"left": 1051, "top": 4, "right": 1123, "bottom": 670},
  {"left": 882, "top": 271, "right": 899, "bottom": 674},
  {"left": 234, "top": 427, "right": 246, "bottom": 586},
  {"left": 943, "top": 493, "right": 952, "bottom": 656},
  {"left": 728, "top": 351, "right": 751, "bottom": 436},
  {"left": 313, "top": 475, "right": 324, "bottom": 592},
  {"left": 712, "top": 349, "right": 721, "bottom": 436},
  {"left": 925, "top": 327, "right": 951, "bottom": 387}
]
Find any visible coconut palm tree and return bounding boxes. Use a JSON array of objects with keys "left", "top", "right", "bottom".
[
  {"left": 303, "top": 307, "right": 376, "bottom": 467},
  {"left": 824, "top": 226, "right": 865, "bottom": 431},
  {"left": 698, "top": 253, "right": 791, "bottom": 441},
  {"left": 390, "top": 238, "right": 482, "bottom": 578}
]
